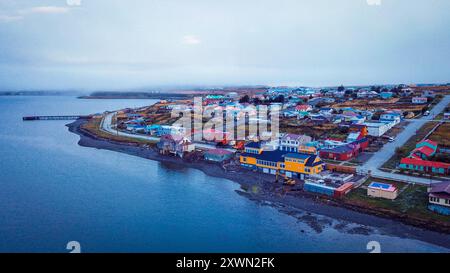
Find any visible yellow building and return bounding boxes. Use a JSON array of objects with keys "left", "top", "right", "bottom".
[{"left": 240, "top": 142, "right": 324, "bottom": 179}]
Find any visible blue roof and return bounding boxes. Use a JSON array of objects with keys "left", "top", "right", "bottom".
[
  {"left": 284, "top": 153, "right": 310, "bottom": 160},
  {"left": 245, "top": 142, "right": 262, "bottom": 149},
  {"left": 242, "top": 149, "right": 286, "bottom": 162},
  {"left": 321, "top": 145, "right": 354, "bottom": 154},
  {"left": 370, "top": 182, "right": 390, "bottom": 189}
]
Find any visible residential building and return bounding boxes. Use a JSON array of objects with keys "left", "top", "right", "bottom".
[
  {"left": 399, "top": 157, "right": 450, "bottom": 175},
  {"left": 428, "top": 182, "right": 450, "bottom": 215},
  {"left": 156, "top": 125, "right": 187, "bottom": 137},
  {"left": 422, "top": 90, "right": 436, "bottom": 98},
  {"left": 157, "top": 135, "right": 195, "bottom": 157},
  {"left": 367, "top": 182, "right": 398, "bottom": 200},
  {"left": 279, "top": 134, "right": 312, "bottom": 152},
  {"left": 380, "top": 111, "right": 402, "bottom": 125},
  {"left": 363, "top": 122, "right": 391, "bottom": 137},
  {"left": 318, "top": 139, "right": 369, "bottom": 161},
  {"left": 295, "top": 104, "right": 312, "bottom": 112},
  {"left": 412, "top": 97, "right": 428, "bottom": 104},
  {"left": 240, "top": 144, "right": 325, "bottom": 179},
  {"left": 410, "top": 139, "right": 438, "bottom": 160},
  {"left": 379, "top": 91, "right": 393, "bottom": 99}
]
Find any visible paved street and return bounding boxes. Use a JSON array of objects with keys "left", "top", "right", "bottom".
[
  {"left": 358, "top": 95, "right": 450, "bottom": 185},
  {"left": 101, "top": 112, "right": 235, "bottom": 151}
]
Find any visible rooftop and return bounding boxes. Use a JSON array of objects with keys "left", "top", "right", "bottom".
[{"left": 368, "top": 182, "right": 397, "bottom": 192}]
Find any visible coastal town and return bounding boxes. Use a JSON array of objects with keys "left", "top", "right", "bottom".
[{"left": 75, "top": 84, "right": 450, "bottom": 233}]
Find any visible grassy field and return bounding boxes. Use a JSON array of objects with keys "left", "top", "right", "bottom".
[
  {"left": 429, "top": 122, "right": 450, "bottom": 147},
  {"left": 345, "top": 178, "right": 450, "bottom": 223},
  {"left": 82, "top": 117, "right": 158, "bottom": 146}
]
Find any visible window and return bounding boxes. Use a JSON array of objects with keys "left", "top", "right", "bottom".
[
  {"left": 430, "top": 197, "right": 440, "bottom": 203},
  {"left": 242, "top": 157, "right": 247, "bottom": 162},
  {"left": 305, "top": 167, "right": 310, "bottom": 173},
  {"left": 445, "top": 199, "right": 450, "bottom": 205}
]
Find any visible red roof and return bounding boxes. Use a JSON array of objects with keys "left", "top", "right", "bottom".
[
  {"left": 413, "top": 146, "right": 435, "bottom": 157},
  {"left": 400, "top": 158, "right": 450, "bottom": 169},
  {"left": 422, "top": 139, "right": 438, "bottom": 147},
  {"left": 295, "top": 105, "right": 311, "bottom": 111}
]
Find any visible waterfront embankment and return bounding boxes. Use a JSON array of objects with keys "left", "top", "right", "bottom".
[{"left": 67, "top": 118, "right": 450, "bottom": 249}]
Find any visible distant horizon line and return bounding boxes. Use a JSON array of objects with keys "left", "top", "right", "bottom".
[{"left": 1, "top": 81, "right": 449, "bottom": 94}]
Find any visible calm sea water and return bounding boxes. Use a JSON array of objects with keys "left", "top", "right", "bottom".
[{"left": 0, "top": 96, "right": 447, "bottom": 253}]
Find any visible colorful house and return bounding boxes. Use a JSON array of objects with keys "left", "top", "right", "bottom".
[
  {"left": 380, "top": 111, "right": 402, "bottom": 125},
  {"left": 157, "top": 135, "right": 195, "bottom": 158},
  {"left": 363, "top": 122, "right": 391, "bottom": 137},
  {"left": 349, "top": 124, "right": 368, "bottom": 137},
  {"left": 240, "top": 143, "right": 325, "bottom": 179},
  {"left": 319, "top": 145, "right": 356, "bottom": 161},
  {"left": 399, "top": 158, "right": 450, "bottom": 175},
  {"left": 410, "top": 139, "right": 438, "bottom": 159},
  {"left": 379, "top": 91, "right": 393, "bottom": 99},
  {"left": 428, "top": 181, "right": 450, "bottom": 215},
  {"left": 145, "top": 124, "right": 161, "bottom": 135},
  {"left": 279, "top": 134, "right": 312, "bottom": 153},
  {"left": 399, "top": 139, "right": 449, "bottom": 175},
  {"left": 295, "top": 104, "right": 312, "bottom": 112},
  {"left": 319, "top": 137, "right": 368, "bottom": 161},
  {"left": 412, "top": 97, "right": 428, "bottom": 104}
]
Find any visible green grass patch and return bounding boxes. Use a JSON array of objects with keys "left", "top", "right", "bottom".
[{"left": 346, "top": 178, "right": 450, "bottom": 222}]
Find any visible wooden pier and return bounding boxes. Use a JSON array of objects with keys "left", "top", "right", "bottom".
[{"left": 22, "top": 115, "right": 91, "bottom": 121}]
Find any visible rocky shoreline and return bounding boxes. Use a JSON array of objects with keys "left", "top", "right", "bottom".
[{"left": 67, "top": 119, "right": 450, "bottom": 250}]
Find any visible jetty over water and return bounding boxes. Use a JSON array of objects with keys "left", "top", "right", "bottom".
[{"left": 22, "top": 115, "right": 91, "bottom": 121}]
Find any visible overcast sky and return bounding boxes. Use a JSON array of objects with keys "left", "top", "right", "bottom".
[{"left": 0, "top": 0, "right": 449, "bottom": 91}]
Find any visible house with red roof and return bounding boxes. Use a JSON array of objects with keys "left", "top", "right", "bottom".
[
  {"left": 399, "top": 139, "right": 449, "bottom": 175},
  {"left": 410, "top": 139, "right": 438, "bottom": 160},
  {"left": 399, "top": 157, "right": 450, "bottom": 175},
  {"left": 295, "top": 104, "right": 313, "bottom": 112}
]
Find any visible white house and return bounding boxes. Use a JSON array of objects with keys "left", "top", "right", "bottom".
[
  {"left": 279, "top": 134, "right": 312, "bottom": 152},
  {"left": 363, "top": 122, "right": 391, "bottom": 137},
  {"left": 380, "top": 112, "right": 402, "bottom": 125},
  {"left": 412, "top": 97, "right": 428, "bottom": 104}
]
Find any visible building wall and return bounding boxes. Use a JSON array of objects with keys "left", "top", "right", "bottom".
[
  {"left": 428, "top": 204, "right": 450, "bottom": 216},
  {"left": 240, "top": 156, "right": 257, "bottom": 165},
  {"left": 429, "top": 196, "right": 450, "bottom": 207},
  {"left": 367, "top": 188, "right": 398, "bottom": 200},
  {"left": 399, "top": 162, "right": 449, "bottom": 175},
  {"left": 366, "top": 124, "right": 390, "bottom": 137},
  {"left": 240, "top": 154, "right": 324, "bottom": 175},
  {"left": 303, "top": 182, "right": 335, "bottom": 196},
  {"left": 319, "top": 151, "right": 353, "bottom": 161}
]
